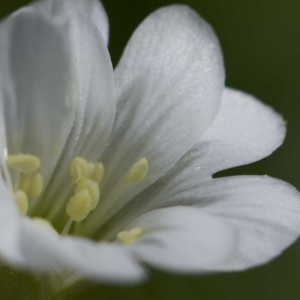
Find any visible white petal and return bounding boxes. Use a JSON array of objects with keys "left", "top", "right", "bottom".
[
  {"left": 84, "top": 5, "right": 225, "bottom": 234},
  {"left": 39, "top": 11, "right": 115, "bottom": 220},
  {"left": 97, "top": 146, "right": 211, "bottom": 237},
  {"left": 0, "top": 109, "right": 23, "bottom": 265},
  {"left": 0, "top": 183, "right": 23, "bottom": 265},
  {"left": 0, "top": 9, "right": 76, "bottom": 181},
  {"left": 19, "top": 219, "right": 146, "bottom": 283},
  {"left": 0, "top": 4, "right": 115, "bottom": 218},
  {"left": 200, "top": 87, "right": 286, "bottom": 175},
  {"left": 102, "top": 87, "right": 287, "bottom": 231},
  {"left": 35, "top": 0, "right": 109, "bottom": 45},
  {"left": 130, "top": 206, "right": 236, "bottom": 272},
  {"left": 129, "top": 176, "right": 300, "bottom": 272}
]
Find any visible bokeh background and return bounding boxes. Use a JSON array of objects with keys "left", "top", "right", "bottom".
[{"left": 0, "top": 0, "right": 299, "bottom": 299}]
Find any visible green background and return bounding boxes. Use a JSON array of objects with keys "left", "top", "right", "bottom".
[{"left": 0, "top": 0, "right": 300, "bottom": 299}]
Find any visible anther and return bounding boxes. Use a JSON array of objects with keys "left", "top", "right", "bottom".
[
  {"left": 117, "top": 227, "right": 144, "bottom": 245},
  {"left": 75, "top": 179, "right": 100, "bottom": 210},
  {"left": 87, "top": 162, "right": 95, "bottom": 178},
  {"left": 7, "top": 154, "right": 40, "bottom": 174},
  {"left": 124, "top": 158, "right": 149, "bottom": 184},
  {"left": 66, "top": 189, "right": 93, "bottom": 222},
  {"left": 20, "top": 172, "right": 43, "bottom": 199},
  {"left": 32, "top": 218, "right": 57, "bottom": 234},
  {"left": 70, "top": 157, "right": 92, "bottom": 183},
  {"left": 91, "top": 162, "right": 105, "bottom": 184},
  {"left": 14, "top": 190, "right": 29, "bottom": 216}
]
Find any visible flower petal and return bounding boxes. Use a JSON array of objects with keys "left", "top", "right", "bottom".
[
  {"left": 199, "top": 87, "right": 286, "bottom": 175},
  {"left": 129, "top": 206, "right": 235, "bottom": 272},
  {"left": 129, "top": 176, "right": 300, "bottom": 272},
  {"left": 99, "top": 87, "right": 288, "bottom": 234},
  {"left": 0, "top": 2, "right": 115, "bottom": 218},
  {"left": 36, "top": 0, "right": 109, "bottom": 45},
  {"left": 0, "top": 107, "right": 23, "bottom": 265},
  {"left": 0, "top": 181, "right": 23, "bottom": 265},
  {"left": 0, "top": 8, "right": 76, "bottom": 182},
  {"left": 19, "top": 219, "right": 146, "bottom": 283},
  {"left": 39, "top": 10, "right": 115, "bottom": 220},
  {"left": 84, "top": 5, "right": 225, "bottom": 234}
]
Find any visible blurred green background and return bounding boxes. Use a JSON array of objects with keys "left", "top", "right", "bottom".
[{"left": 0, "top": 0, "right": 299, "bottom": 299}]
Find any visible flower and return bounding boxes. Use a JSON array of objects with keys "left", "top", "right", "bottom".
[{"left": 0, "top": 0, "right": 299, "bottom": 286}]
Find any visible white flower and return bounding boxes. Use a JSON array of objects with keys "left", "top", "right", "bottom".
[{"left": 0, "top": 0, "right": 299, "bottom": 286}]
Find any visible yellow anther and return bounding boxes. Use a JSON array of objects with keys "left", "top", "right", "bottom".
[
  {"left": 14, "top": 190, "right": 29, "bottom": 216},
  {"left": 20, "top": 172, "right": 43, "bottom": 199},
  {"left": 117, "top": 227, "right": 144, "bottom": 245},
  {"left": 91, "top": 162, "right": 105, "bottom": 184},
  {"left": 87, "top": 162, "right": 95, "bottom": 178},
  {"left": 124, "top": 158, "right": 149, "bottom": 184},
  {"left": 7, "top": 154, "right": 40, "bottom": 174},
  {"left": 75, "top": 179, "right": 100, "bottom": 210},
  {"left": 32, "top": 218, "right": 57, "bottom": 234},
  {"left": 70, "top": 157, "right": 92, "bottom": 183},
  {"left": 66, "top": 189, "right": 93, "bottom": 222}
]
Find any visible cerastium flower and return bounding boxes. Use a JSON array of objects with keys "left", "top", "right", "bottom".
[{"left": 0, "top": 0, "right": 299, "bottom": 289}]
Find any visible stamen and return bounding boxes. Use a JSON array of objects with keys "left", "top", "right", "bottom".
[
  {"left": 124, "top": 158, "right": 149, "bottom": 184},
  {"left": 6, "top": 154, "right": 40, "bottom": 174},
  {"left": 87, "top": 162, "right": 96, "bottom": 178},
  {"left": 75, "top": 179, "right": 100, "bottom": 210},
  {"left": 32, "top": 218, "right": 57, "bottom": 234},
  {"left": 20, "top": 172, "right": 43, "bottom": 199},
  {"left": 117, "top": 227, "right": 144, "bottom": 245},
  {"left": 14, "top": 190, "right": 29, "bottom": 216},
  {"left": 66, "top": 189, "right": 93, "bottom": 222},
  {"left": 91, "top": 162, "right": 105, "bottom": 184},
  {"left": 61, "top": 218, "right": 73, "bottom": 235},
  {"left": 70, "top": 157, "right": 93, "bottom": 183},
  {"left": 5, "top": 153, "right": 106, "bottom": 236}
]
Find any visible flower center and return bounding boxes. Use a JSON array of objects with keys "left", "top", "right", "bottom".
[{"left": 6, "top": 153, "right": 149, "bottom": 244}]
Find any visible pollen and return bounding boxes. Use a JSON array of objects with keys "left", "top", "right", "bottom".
[
  {"left": 75, "top": 178, "right": 100, "bottom": 210},
  {"left": 70, "top": 157, "right": 93, "bottom": 183},
  {"left": 64, "top": 157, "right": 105, "bottom": 230},
  {"left": 124, "top": 158, "right": 149, "bottom": 184},
  {"left": 14, "top": 190, "right": 29, "bottom": 216},
  {"left": 20, "top": 172, "right": 44, "bottom": 199},
  {"left": 66, "top": 189, "right": 93, "bottom": 222},
  {"left": 6, "top": 154, "right": 40, "bottom": 174},
  {"left": 117, "top": 227, "right": 144, "bottom": 245}
]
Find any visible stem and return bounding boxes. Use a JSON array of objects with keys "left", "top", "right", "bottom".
[{"left": 61, "top": 218, "right": 73, "bottom": 235}]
